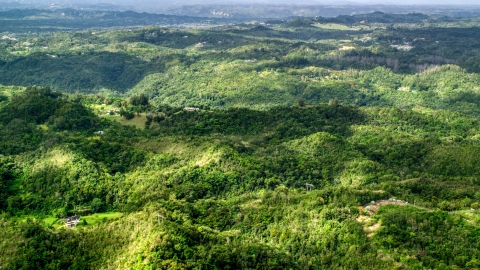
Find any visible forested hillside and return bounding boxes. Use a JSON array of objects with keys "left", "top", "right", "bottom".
[
  {"left": 1, "top": 10, "right": 480, "bottom": 270},
  {"left": 1, "top": 85, "right": 480, "bottom": 269},
  {"left": 1, "top": 13, "right": 480, "bottom": 116}
]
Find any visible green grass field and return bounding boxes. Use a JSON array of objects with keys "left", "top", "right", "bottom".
[
  {"left": 77, "top": 212, "right": 124, "bottom": 227},
  {"left": 104, "top": 114, "right": 147, "bottom": 129}
]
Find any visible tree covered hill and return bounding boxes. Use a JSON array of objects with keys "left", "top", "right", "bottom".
[
  {"left": 1, "top": 12, "right": 480, "bottom": 270},
  {"left": 1, "top": 16, "right": 480, "bottom": 117},
  {"left": 1, "top": 86, "right": 480, "bottom": 269}
]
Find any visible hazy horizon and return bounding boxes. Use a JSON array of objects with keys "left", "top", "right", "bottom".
[{"left": 1, "top": 0, "right": 480, "bottom": 6}]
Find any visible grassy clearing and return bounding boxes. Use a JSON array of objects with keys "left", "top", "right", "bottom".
[
  {"left": 78, "top": 212, "right": 124, "bottom": 227},
  {"left": 104, "top": 113, "right": 147, "bottom": 129},
  {"left": 42, "top": 216, "right": 59, "bottom": 225},
  {"left": 90, "top": 103, "right": 112, "bottom": 114},
  {"left": 16, "top": 212, "right": 124, "bottom": 228},
  {"left": 92, "top": 103, "right": 149, "bottom": 129}
]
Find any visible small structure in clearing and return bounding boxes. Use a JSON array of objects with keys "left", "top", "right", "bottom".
[
  {"left": 183, "top": 107, "right": 200, "bottom": 111},
  {"left": 305, "top": 182, "right": 314, "bottom": 192},
  {"left": 65, "top": 216, "right": 81, "bottom": 228}
]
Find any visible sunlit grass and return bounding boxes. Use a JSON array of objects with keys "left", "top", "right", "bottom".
[
  {"left": 17, "top": 212, "right": 124, "bottom": 228},
  {"left": 104, "top": 113, "right": 147, "bottom": 129},
  {"left": 77, "top": 212, "right": 124, "bottom": 227}
]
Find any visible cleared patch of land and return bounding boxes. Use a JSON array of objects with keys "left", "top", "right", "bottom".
[
  {"left": 17, "top": 212, "right": 124, "bottom": 229},
  {"left": 79, "top": 212, "right": 124, "bottom": 227},
  {"left": 105, "top": 114, "right": 147, "bottom": 129}
]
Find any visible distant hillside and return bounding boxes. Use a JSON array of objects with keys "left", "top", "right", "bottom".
[
  {"left": 1, "top": 20, "right": 480, "bottom": 118},
  {"left": 165, "top": 4, "right": 480, "bottom": 19},
  {"left": 316, "top": 11, "right": 430, "bottom": 24},
  {"left": 0, "top": 8, "right": 232, "bottom": 32}
]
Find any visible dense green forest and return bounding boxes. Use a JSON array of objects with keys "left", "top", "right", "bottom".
[
  {"left": 2, "top": 10, "right": 480, "bottom": 270},
  {"left": 1, "top": 12, "right": 480, "bottom": 115}
]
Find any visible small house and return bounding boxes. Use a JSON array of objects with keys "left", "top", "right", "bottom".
[{"left": 66, "top": 216, "right": 81, "bottom": 228}]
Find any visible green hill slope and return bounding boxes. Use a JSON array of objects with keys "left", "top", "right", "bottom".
[
  {"left": 1, "top": 87, "right": 480, "bottom": 269},
  {"left": 0, "top": 20, "right": 480, "bottom": 116},
  {"left": 2, "top": 13, "right": 480, "bottom": 270}
]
